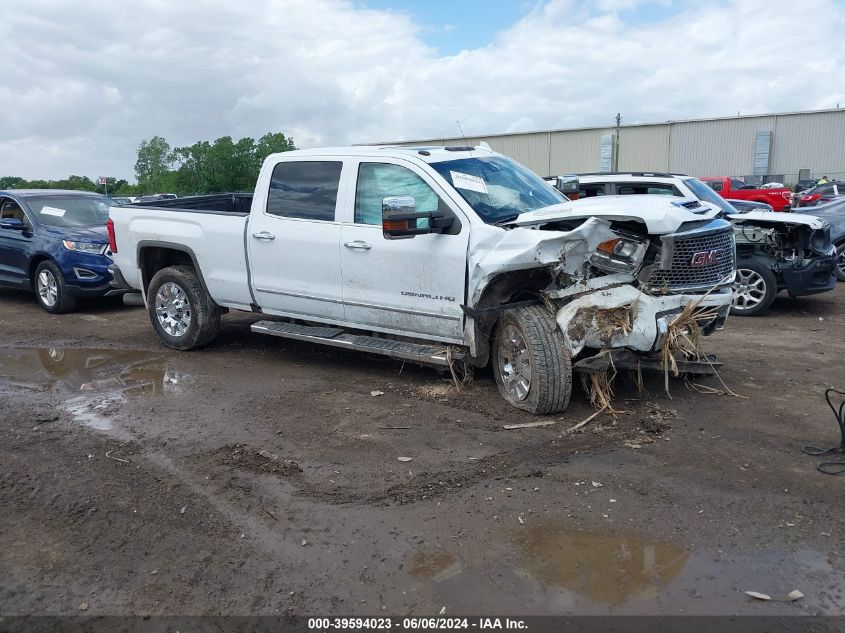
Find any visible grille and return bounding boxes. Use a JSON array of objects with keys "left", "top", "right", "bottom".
[{"left": 648, "top": 229, "right": 735, "bottom": 291}]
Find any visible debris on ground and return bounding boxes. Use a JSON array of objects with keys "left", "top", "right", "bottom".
[
  {"left": 213, "top": 444, "right": 302, "bottom": 476},
  {"left": 78, "top": 602, "right": 88, "bottom": 611},
  {"left": 745, "top": 590, "right": 805, "bottom": 602},
  {"left": 503, "top": 420, "right": 558, "bottom": 430},
  {"left": 34, "top": 412, "right": 59, "bottom": 423},
  {"left": 370, "top": 391, "right": 384, "bottom": 397},
  {"left": 640, "top": 403, "right": 677, "bottom": 434},
  {"left": 591, "top": 481, "right": 603, "bottom": 488},
  {"left": 397, "top": 456, "right": 413, "bottom": 462}
]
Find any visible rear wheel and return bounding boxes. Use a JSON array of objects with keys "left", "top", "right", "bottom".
[
  {"left": 147, "top": 265, "right": 220, "bottom": 350},
  {"left": 492, "top": 305, "right": 572, "bottom": 414},
  {"left": 834, "top": 243, "right": 845, "bottom": 282},
  {"left": 731, "top": 261, "right": 777, "bottom": 316},
  {"left": 34, "top": 261, "right": 77, "bottom": 314}
]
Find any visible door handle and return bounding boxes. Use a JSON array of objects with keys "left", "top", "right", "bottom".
[
  {"left": 252, "top": 231, "right": 275, "bottom": 241},
  {"left": 344, "top": 240, "right": 372, "bottom": 250}
]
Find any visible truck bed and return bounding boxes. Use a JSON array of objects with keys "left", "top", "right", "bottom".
[
  {"left": 130, "top": 193, "right": 253, "bottom": 215},
  {"left": 111, "top": 195, "right": 254, "bottom": 309}
]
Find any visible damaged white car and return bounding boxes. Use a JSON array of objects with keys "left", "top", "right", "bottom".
[{"left": 109, "top": 145, "right": 736, "bottom": 414}]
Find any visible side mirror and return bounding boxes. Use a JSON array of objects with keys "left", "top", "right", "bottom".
[
  {"left": 0, "top": 218, "right": 25, "bottom": 231},
  {"left": 554, "top": 174, "right": 580, "bottom": 196},
  {"left": 382, "top": 196, "right": 453, "bottom": 238}
]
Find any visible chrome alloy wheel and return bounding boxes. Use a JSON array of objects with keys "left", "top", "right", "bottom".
[
  {"left": 37, "top": 269, "right": 58, "bottom": 307},
  {"left": 155, "top": 282, "right": 192, "bottom": 337},
  {"left": 499, "top": 323, "right": 531, "bottom": 401},
  {"left": 732, "top": 268, "right": 767, "bottom": 311}
]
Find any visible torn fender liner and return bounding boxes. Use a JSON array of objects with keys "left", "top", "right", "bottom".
[
  {"left": 572, "top": 349, "right": 721, "bottom": 375},
  {"left": 468, "top": 217, "right": 616, "bottom": 306},
  {"left": 557, "top": 286, "right": 733, "bottom": 356}
]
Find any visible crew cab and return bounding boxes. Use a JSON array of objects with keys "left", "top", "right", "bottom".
[
  {"left": 700, "top": 177, "right": 792, "bottom": 211},
  {"left": 572, "top": 173, "right": 837, "bottom": 316},
  {"left": 109, "top": 146, "right": 736, "bottom": 414},
  {"left": 0, "top": 189, "right": 125, "bottom": 313}
]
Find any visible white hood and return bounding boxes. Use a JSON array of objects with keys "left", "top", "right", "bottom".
[
  {"left": 509, "top": 195, "right": 721, "bottom": 234},
  {"left": 727, "top": 210, "right": 826, "bottom": 230}
]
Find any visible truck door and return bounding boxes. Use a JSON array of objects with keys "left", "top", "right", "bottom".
[
  {"left": 339, "top": 160, "right": 469, "bottom": 343},
  {"left": 0, "top": 197, "right": 32, "bottom": 287},
  {"left": 247, "top": 159, "right": 346, "bottom": 320}
]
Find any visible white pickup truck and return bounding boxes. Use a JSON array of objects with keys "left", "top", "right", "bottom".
[{"left": 108, "top": 145, "right": 737, "bottom": 414}]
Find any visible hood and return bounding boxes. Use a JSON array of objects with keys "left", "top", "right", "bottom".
[
  {"left": 39, "top": 224, "right": 109, "bottom": 242},
  {"left": 727, "top": 211, "right": 826, "bottom": 230},
  {"left": 507, "top": 195, "right": 721, "bottom": 235}
]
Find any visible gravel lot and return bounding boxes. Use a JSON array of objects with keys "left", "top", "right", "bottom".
[{"left": 1, "top": 284, "right": 843, "bottom": 617}]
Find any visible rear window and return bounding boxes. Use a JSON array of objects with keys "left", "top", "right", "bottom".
[
  {"left": 266, "top": 161, "right": 342, "bottom": 221},
  {"left": 615, "top": 183, "right": 681, "bottom": 196}
]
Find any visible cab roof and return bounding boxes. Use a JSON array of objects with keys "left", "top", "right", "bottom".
[{"left": 274, "top": 144, "right": 498, "bottom": 164}]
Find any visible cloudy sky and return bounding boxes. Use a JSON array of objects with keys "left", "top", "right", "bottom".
[{"left": 1, "top": 0, "right": 844, "bottom": 181}]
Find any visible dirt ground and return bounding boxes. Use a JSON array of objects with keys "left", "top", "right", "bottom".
[{"left": 0, "top": 284, "right": 843, "bottom": 618}]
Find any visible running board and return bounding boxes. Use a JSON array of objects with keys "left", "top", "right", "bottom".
[{"left": 250, "top": 320, "right": 462, "bottom": 367}]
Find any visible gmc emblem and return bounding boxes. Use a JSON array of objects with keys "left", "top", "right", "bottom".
[{"left": 690, "top": 250, "right": 719, "bottom": 267}]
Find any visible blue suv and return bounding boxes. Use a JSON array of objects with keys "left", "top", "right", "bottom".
[{"left": 0, "top": 189, "right": 125, "bottom": 313}]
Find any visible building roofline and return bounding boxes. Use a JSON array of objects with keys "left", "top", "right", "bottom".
[{"left": 371, "top": 107, "right": 845, "bottom": 145}]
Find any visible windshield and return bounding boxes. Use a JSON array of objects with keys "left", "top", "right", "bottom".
[
  {"left": 683, "top": 178, "right": 737, "bottom": 214},
  {"left": 430, "top": 155, "right": 566, "bottom": 223},
  {"left": 25, "top": 195, "right": 113, "bottom": 227}
]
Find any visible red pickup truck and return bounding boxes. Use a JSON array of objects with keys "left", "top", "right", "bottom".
[{"left": 700, "top": 177, "right": 792, "bottom": 211}]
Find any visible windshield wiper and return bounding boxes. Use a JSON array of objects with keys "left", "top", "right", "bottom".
[{"left": 491, "top": 213, "right": 520, "bottom": 226}]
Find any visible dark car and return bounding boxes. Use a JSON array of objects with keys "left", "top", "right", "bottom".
[
  {"left": 794, "top": 179, "right": 819, "bottom": 193},
  {"left": 795, "top": 182, "right": 845, "bottom": 208},
  {"left": 0, "top": 189, "right": 126, "bottom": 313},
  {"left": 805, "top": 198, "right": 845, "bottom": 281}
]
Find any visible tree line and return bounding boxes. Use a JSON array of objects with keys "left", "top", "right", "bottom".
[{"left": 0, "top": 131, "right": 296, "bottom": 196}]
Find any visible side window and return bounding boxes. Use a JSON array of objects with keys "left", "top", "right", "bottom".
[
  {"left": 266, "top": 161, "right": 342, "bottom": 221},
  {"left": 709, "top": 180, "right": 723, "bottom": 192},
  {"left": 0, "top": 199, "right": 25, "bottom": 221},
  {"left": 579, "top": 184, "right": 606, "bottom": 198},
  {"left": 354, "top": 162, "right": 447, "bottom": 226}
]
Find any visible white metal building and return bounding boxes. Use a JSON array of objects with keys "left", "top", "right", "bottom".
[{"left": 380, "top": 108, "right": 845, "bottom": 185}]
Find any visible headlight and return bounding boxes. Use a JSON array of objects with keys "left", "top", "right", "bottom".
[
  {"left": 62, "top": 240, "right": 107, "bottom": 254},
  {"left": 590, "top": 235, "right": 648, "bottom": 273}
]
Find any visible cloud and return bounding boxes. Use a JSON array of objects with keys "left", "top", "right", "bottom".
[{"left": 0, "top": 0, "right": 843, "bottom": 180}]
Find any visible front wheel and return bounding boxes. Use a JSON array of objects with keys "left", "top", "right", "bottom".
[
  {"left": 731, "top": 261, "right": 777, "bottom": 316},
  {"left": 834, "top": 243, "right": 845, "bottom": 282},
  {"left": 492, "top": 305, "right": 572, "bottom": 414},
  {"left": 147, "top": 265, "right": 220, "bottom": 350},
  {"left": 34, "top": 261, "right": 77, "bottom": 314}
]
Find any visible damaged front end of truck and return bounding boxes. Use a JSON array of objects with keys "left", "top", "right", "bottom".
[{"left": 464, "top": 197, "right": 736, "bottom": 411}]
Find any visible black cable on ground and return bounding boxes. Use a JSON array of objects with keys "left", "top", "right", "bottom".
[{"left": 802, "top": 387, "right": 845, "bottom": 475}]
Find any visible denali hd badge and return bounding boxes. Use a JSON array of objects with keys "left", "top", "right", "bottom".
[{"left": 690, "top": 250, "right": 719, "bottom": 267}]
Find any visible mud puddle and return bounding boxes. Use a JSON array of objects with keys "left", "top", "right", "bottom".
[
  {"left": 0, "top": 347, "right": 191, "bottom": 432},
  {"left": 408, "top": 520, "right": 844, "bottom": 614},
  {"left": 511, "top": 522, "right": 688, "bottom": 606}
]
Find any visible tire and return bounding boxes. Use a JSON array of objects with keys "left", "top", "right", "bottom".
[
  {"left": 492, "top": 305, "right": 572, "bottom": 414},
  {"left": 834, "top": 243, "right": 845, "bottom": 282},
  {"left": 146, "top": 265, "right": 220, "bottom": 350},
  {"left": 730, "top": 260, "right": 778, "bottom": 317},
  {"left": 34, "top": 260, "right": 77, "bottom": 314}
]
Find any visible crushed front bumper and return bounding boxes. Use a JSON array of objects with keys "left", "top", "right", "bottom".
[
  {"left": 556, "top": 285, "right": 733, "bottom": 356},
  {"left": 780, "top": 251, "right": 837, "bottom": 297}
]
